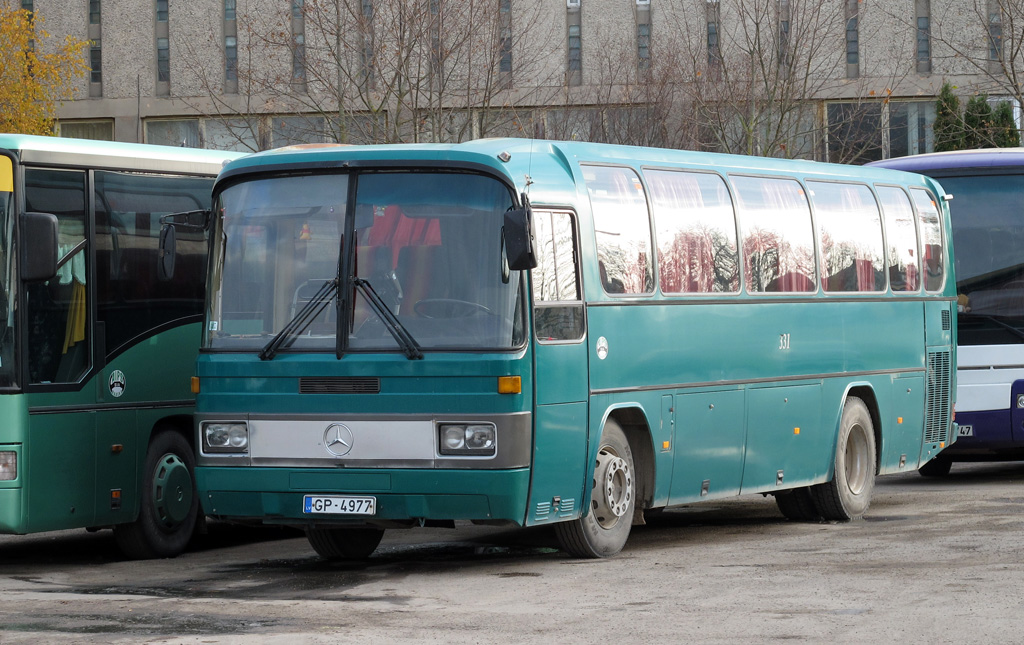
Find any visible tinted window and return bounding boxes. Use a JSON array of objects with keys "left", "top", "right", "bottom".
[
  {"left": 910, "top": 188, "right": 945, "bottom": 292},
  {"left": 808, "top": 181, "right": 884, "bottom": 292},
  {"left": 583, "top": 165, "right": 654, "bottom": 295},
  {"left": 533, "top": 210, "right": 583, "bottom": 341},
  {"left": 24, "top": 169, "right": 90, "bottom": 384},
  {"left": 876, "top": 186, "right": 920, "bottom": 292},
  {"left": 647, "top": 169, "right": 739, "bottom": 293},
  {"left": 732, "top": 176, "right": 816, "bottom": 292},
  {"left": 95, "top": 171, "right": 213, "bottom": 354}
]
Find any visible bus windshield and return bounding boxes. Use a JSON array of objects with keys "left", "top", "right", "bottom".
[
  {"left": 207, "top": 170, "right": 524, "bottom": 353},
  {"left": 940, "top": 173, "right": 1024, "bottom": 344},
  {"left": 0, "top": 187, "right": 14, "bottom": 387}
]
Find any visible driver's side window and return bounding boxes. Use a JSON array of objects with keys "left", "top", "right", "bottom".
[{"left": 533, "top": 210, "right": 584, "bottom": 342}]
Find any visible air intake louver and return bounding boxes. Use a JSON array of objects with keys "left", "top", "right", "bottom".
[
  {"left": 925, "top": 351, "right": 951, "bottom": 444},
  {"left": 941, "top": 310, "right": 951, "bottom": 331},
  {"left": 300, "top": 377, "right": 380, "bottom": 394}
]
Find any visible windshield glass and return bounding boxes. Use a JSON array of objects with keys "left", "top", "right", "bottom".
[
  {"left": 207, "top": 170, "right": 524, "bottom": 352},
  {"left": 941, "top": 173, "right": 1024, "bottom": 345},
  {"left": 0, "top": 184, "right": 14, "bottom": 387}
]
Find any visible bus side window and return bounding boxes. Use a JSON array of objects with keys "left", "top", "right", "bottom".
[
  {"left": 876, "top": 186, "right": 920, "bottom": 292},
  {"left": 646, "top": 169, "right": 739, "bottom": 294},
  {"left": 808, "top": 181, "right": 885, "bottom": 292},
  {"left": 910, "top": 188, "right": 945, "bottom": 292},
  {"left": 533, "top": 211, "right": 584, "bottom": 342},
  {"left": 731, "top": 175, "right": 816, "bottom": 293},
  {"left": 94, "top": 171, "right": 213, "bottom": 355},
  {"left": 583, "top": 165, "right": 654, "bottom": 295}
]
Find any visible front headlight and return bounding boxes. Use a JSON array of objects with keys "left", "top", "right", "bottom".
[
  {"left": 0, "top": 451, "right": 16, "bottom": 481},
  {"left": 203, "top": 422, "right": 249, "bottom": 453},
  {"left": 438, "top": 423, "right": 496, "bottom": 456}
]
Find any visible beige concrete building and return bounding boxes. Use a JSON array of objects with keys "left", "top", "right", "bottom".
[{"left": 21, "top": 0, "right": 1024, "bottom": 162}]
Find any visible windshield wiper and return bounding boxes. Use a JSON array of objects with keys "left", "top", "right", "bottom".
[
  {"left": 259, "top": 278, "right": 338, "bottom": 360},
  {"left": 353, "top": 277, "right": 423, "bottom": 360}
]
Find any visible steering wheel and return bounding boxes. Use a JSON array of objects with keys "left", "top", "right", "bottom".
[{"left": 414, "top": 298, "right": 493, "bottom": 319}]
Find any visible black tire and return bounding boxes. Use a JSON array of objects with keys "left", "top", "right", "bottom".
[
  {"left": 775, "top": 487, "right": 821, "bottom": 521},
  {"left": 306, "top": 527, "right": 385, "bottom": 560},
  {"left": 554, "top": 419, "right": 635, "bottom": 558},
  {"left": 113, "top": 430, "right": 199, "bottom": 559},
  {"left": 918, "top": 456, "right": 953, "bottom": 477},
  {"left": 811, "top": 397, "right": 876, "bottom": 521}
]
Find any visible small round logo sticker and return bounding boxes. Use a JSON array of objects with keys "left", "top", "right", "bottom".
[{"left": 108, "top": 370, "right": 126, "bottom": 398}]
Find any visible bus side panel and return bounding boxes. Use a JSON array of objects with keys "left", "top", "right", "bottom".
[
  {"left": 739, "top": 383, "right": 823, "bottom": 494},
  {"left": 94, "top": 409, "right": 138, "bottom": 526},
  {"left": 668, "top": 388, "right": 745, "bottom": 504},
  {"left": 885, "top": 375, "right": 926, "bottom": 473},
  {"left": 24, "top": 411, "right": 98, "bottom": 532},
  {"left": 0, "top": 395, "right": 29, "bottom": 533},
  {"left": 525, "top": 402, "right": 588, "bottom": 525}
]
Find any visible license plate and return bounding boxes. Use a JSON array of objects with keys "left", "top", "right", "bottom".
[
  {"left": 957, "top": 425, "right": 974, "bottom": 437},
  {"left": 303, "top": 495, "right": 376, "bottom": 515}
]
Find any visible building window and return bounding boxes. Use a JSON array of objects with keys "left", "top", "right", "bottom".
[
  {"left": 292, "top": 34, "right": 305, "bottom": 81},
  {"left": 706, "top": 0, "right": 721, "bottom": 74},
  {"left": 225, "top": 0, "right": 235, "bottom": 21},
  {"left": 778, "top": 0, "right": 790, "bottom": 70},
  {"left": 59, "top": 120, "right": 114, "bottom": 141},
  {"left": 361, "top": 0, "right": 374, "bottom": 88},
  {"left": 637, "top": 22, "right": 650, "bottom": 71},
  {"left": 225, "top": 35, "right": 237, "bottom": 81},
  {"left": 499, "top": 0, "right": 512, "bottom": 80},
  {"left": 292, "top": 0, "right": 303, "bottom": 18},
  {"left": 988, "top": 10, "right": 1002, "bottom": 61},
  {"left": 845, "top": 0, "right": 858, "bottom": 78},
  {"left": 156, "top": 0, "right": 168, "bottom": 22},
  {"left": 20, "top": 0, "right": 31, "bottom": 11},
  {"left": 157, "top": 37, "right": 170, "bottom": 83},
  {"left": 915, "top": 0, "right": 931, "bottom": 74},
  {"left": 566, "top": 1, "right": 581, "bottom": 86},
  {"left": 145, "top": 119, "right": 200, "bottom": 147},
  {"left": 90, "top": 40, "right": 102, "bottom": 84},
  {"left": 827, "top": 101, "right": 937, "bottom": 162},
  {"left": 89, "top": 0, "right": 101, "bottom": 24}
]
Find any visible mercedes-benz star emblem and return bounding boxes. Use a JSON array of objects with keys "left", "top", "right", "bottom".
[{"left": 323, "top": 423, "right": 355, "bottom": 457}]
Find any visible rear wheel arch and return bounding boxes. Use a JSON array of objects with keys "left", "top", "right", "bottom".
[
  {"left": 844, "top": 385, "right": 881, "bottom": 475},
  {"left": 606, "top": 406, "right": 655, "bottom": 522}
]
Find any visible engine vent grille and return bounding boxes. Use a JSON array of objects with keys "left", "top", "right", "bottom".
[
  {"left": 941, "top": 309, "right": 951, "bottom": 331},
  {"left": 300, "top": 377, "right": 380, "bottom": 394},
  {"left": 925, "top": 351, "right": 951, "bottom": 444}
]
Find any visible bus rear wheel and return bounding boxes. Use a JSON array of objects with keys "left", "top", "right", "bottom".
[
  {"left": 306, "top": 527, "right": 385, "bottom": 561},
  {"left": 113, "top": 430, "right": 199, "bottom": 559},
  {"left": 812, "top": 397, "right": 875, "bottom": 521},
  {"left": 554, "top": 419, "right": 635, "bottom": 558}
]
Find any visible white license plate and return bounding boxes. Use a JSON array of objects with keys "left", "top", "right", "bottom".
[
  {"left": 957, "top": 425, "right": 974, "bottom": 437},
  {"left": 303, "top": 495, "right": 376, "bottom": 515}
]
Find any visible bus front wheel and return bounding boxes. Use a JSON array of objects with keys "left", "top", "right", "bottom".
[
  {"left": 113, "top": 430, "right": 199, "bottom": 559},
  {"left": 812, "top": 397, "right": 875, "bottom": 521},
  {"left": 306, "top": 527, "right": 385, "bottom": 560},
  {"left": 554, "top": 419, "right": 635, "bottom": 558}
]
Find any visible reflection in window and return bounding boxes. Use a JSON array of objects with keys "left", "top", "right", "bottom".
[
  {"left": 732, "top": 175, "right": 815, "bottom": 292},
  {"left": 533, "top": 211, "right": 583, "bottom": 341},
  {"left": 584, "top": 165, "right": 654, "bottom": 295},
  {"left": 808, "top": 182, "right": 884, "bottom": 292},
  {"left": 647, "top": 169, "right": 738, "bottom": 293},
  {"left": 876, "top": 186, "right": 920, "bottom": 292},
  {"left": 911, "top": 188, "right": 944, "bottom": 291}
]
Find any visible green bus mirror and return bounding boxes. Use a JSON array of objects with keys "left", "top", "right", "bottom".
[{"left": 20, "top": 212, "right": 58, "bottom": 282}]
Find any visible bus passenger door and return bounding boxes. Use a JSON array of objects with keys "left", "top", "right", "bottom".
[
  {"left": 526, "top": 210, "right": 590, "bottom": 526},
  {"left": 23, "top": 168, "right": 99, "bottom": 530}
]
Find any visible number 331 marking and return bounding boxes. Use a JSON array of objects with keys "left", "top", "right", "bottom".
[{"left": 779, "top": 333, "right": 791, "bottom": 350}]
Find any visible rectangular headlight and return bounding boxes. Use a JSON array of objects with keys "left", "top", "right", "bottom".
[
  {"left": 438, "top": 423, "right": 496, "bottom": 456},
  {"left": 0, "top": 451, "right": 16, "bottom": 481},
  {"left": 202, "top": 422, "right": 249, "bottom": 453}
]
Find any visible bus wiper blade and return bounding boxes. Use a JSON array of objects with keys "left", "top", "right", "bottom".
[
  {"left": 353, "top": 278, "right": 423, "bottom": 360},
  {"left": 259, "top": 278, "right": 338, "bottom": 360}
]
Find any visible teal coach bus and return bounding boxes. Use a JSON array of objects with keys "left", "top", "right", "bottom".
[
  {"left": 0, "top": 134, "right": 242, "bottom": 559},
  {"left": 191, "top": 139, "right": 957, "bottom": 558}
]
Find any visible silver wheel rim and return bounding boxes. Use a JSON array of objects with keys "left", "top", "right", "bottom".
[
  {"left": 844, "top": 423, "right": 869, "bottom": 495},
  {"left": 592, "top": 445, "right": 632, "bottom": 529}
]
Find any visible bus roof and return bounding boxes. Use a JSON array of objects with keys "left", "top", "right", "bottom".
[
  {"left": 868, "top": 148, "right": 1024, "bottom": 173},
  {"left": 219, "top": 138, "right": 939, "bottom": 199},
  {"left": 0, "top": 132, "right": 245, "bottom": 175}
]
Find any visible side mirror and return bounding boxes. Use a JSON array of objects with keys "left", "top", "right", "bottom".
[
  {"left": 20, "top": 212, "right": 58, "bottom": 282},
  {"left": 158, "top": 223, "right": 176, "bottom": 281},
  {"left": 503, "top": 194, "right": 538, "bottom": 271}
]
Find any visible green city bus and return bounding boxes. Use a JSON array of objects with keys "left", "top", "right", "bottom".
[
  {"left": 192, "top": 139, "right": 956, "bottom": 558},
  {"left": 0, "top": 134, "right": 242, "bottom": 558}
]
